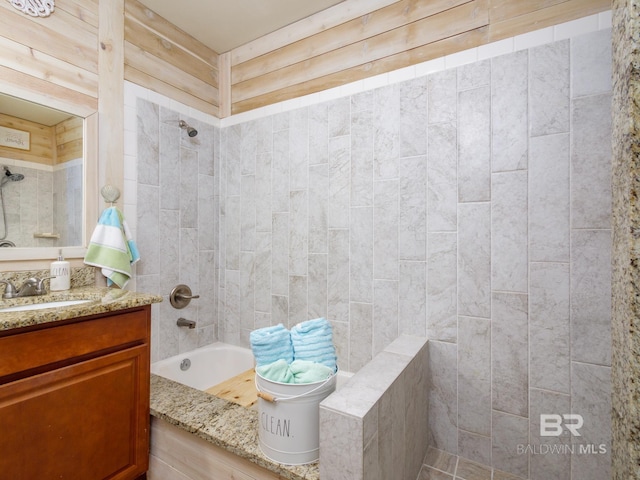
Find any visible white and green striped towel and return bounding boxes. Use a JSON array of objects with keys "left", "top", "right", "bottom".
[{"left": 84, "top": 206, "right": 140, "bottom": 288}]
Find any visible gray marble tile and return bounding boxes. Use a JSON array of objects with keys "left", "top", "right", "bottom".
[
  {"left": 458, "top": 202, "right": 491, "bottom": 319},
  {"left": 197, "top": 173, "right": 215, "bottom": 251},
  {"left": 458, "top": 429, "right": 491, "bottom": 467},
  {"left": 255, "top": 151, "right": 272, "bottom": 233},
  {"left": 224, "top": 124, "right": 242, "bottom": 197},
  {"left": 159, "top": 123, "right": 179, "bottom": 209},
  {"left": 223, "top": 269, "right": 240, "bottom": 344},
  {"left": 224, "top": 195, "right": 240, "bottom": 270},
  {"left": 137, "top": 184, "right": 159, "bottom": 276},
  {"left": 239, "top": 251, "right": 255, "bottom": 331},
  {"left": 255, "top": 115, "right": 273, "bottom": 154},
  {"left": 158, "top": 209, "right": 179, "bottom": 293},
  {"left": 308, "top": 253, "right": 328, "bottom": 319},
  {"left": 319, "top": 409, "right": 363, "bottom": 480},
  {"left": 491, "top": 171, "right": 528, "bottom": 293},
  {"left": 240, "top": 120, "right": 257, "bottom": 176},
  {"left": 328, "top": 97, "right": 351, "bottom": 138},
  {"left": 373, "top": 84, "right": 400, "bottom": 180},
  {"left": 289, "top": 189, "right": 308, "bottom": 276},
  {"left": 328, "top": 228, "right": 349, "bottom": 324},
  {"left": 373, "top": 279, "right": 398, "bottom": 355},
  {"left": 399, "top": 261, "right": 427, "bottom": 337},
  {"left": 137, "top": 99, "right": 160, "bottom": 186},
  {"left": 289, "top": 108, "right": 309, "bottom": 191},
  {"left": 458, "top": 59, "right": 491, "bottom": 90},
  {"left": 571, "top": 93, "right": 612, "bottom": 230},
  {"left": 271, "top": 212, "right": 289, "bottom": 296},
  {"left": 529, "top": 133, "right": 570, "bottom": 262},
  {"left": 272, "top": 129, "right": 290, "bottom": 213},
  {"left": 427, "top": 122, "right": 457, "bottom": 232},
  {"left": 570, "top": 229, "right": 612, "bottom": 366},
  {"left": 350, "top": 91, "right": 374, "bottom": 207},
  {"left": 492, "top": 50, "right": 528, "bottom": 172},
  {"left": 529, "top": 40, "right": 570, "bottom": 136},
  {"left": 379, "top": 380, "right": 405, "bottom": 480},
  {"left": 529, "top": 388, "right": 571, "bottom": 480},
  {"left": 571, "top": 29, "right": 612, "bottom": 97},
  {"left": 309, "top": 103, "right": 329, "bottom": 165},
  {"left": 399, "top": 155, "right": 427, "bottom": 261},
  {"left": 492, "top": 411, "right": 529, "bottom": 478},
  {"left": 309, "top": 164, "right": 328, "bottom": 253},
  {"left": 364, "top": 431, "right": 381, "bottom": 480},
  {"left": 288, "top": 274, "right": 307, "bottom": 326},
  {"left": 492, "top": 292, "right": 528, "bottom": 417},
  {"left": 428, "top": 69, "right": 457, "bottom": 125},
  {"left": 328, "top": 135, "right": 351, "bottom": 229},
  {"left": 240, "top": 174, "right": 255, "bottom": 252},
  {"left": 179, "top": 147, "right": 198, "bottom": 229},
  {"left": 529, "top": 262, "right": 570, "bottom": 393},
  {"left": 400, "top": 77, "right": 428, "bottom": 157},
  {"left": 570, "top": 362, "right": 611, "bottom": 480},
  {"left": 179, "top": 227, "right": 198, "bottom": 288},
  {"left": 374, "top": 180, "right": 399, "bottom": 280},
  {"left": 427, "top": 232, "right": 457, "bottom": 343},
  {"left": 458, "top": 316, "right": 491, "bottom": 436},
  {"left": 350, "top": 206, "right": 374, "bottom": 304},
  {"left": 271, "top": 294, "right": 288, "bottom": 330},
  {"left": 254, "top": 231, "right": 272, "bottom": 313},
  {"left": 458, "top": 86, "right": 491, "bottom": 202},
  {"left": 349, "top": 301, "right": 373, "bottom": 373}
]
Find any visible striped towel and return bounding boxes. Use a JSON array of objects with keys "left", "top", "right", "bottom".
[{"left": 83, "top": 206, "right": 140, "bottom": 288}]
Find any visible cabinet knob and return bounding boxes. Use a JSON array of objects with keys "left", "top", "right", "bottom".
[{"left": 169, "top": 284, "right": 200, "bottom": 309}]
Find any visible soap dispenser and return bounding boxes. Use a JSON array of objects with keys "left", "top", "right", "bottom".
[{"left": 50, "top": 249, "right": 70, "bottom": 291}]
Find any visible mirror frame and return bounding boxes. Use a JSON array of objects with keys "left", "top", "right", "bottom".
[{"left": 0, "top": 91, "right": 98, "bottom": 268}]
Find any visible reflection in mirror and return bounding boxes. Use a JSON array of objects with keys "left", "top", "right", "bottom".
[{"left": 0, "top": 93, "right": 83, "bottom": 248}]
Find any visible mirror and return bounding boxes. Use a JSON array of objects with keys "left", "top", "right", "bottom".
[{"left": 0, "top": 92, "right": 97, "bottom": 262}]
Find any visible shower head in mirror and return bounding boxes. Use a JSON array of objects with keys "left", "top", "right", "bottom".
[{"left": 1, "top": 167, "right": 24, "bottom": 187}]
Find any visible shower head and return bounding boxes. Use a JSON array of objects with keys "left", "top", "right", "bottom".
[
  {"left": 1, "top": 167, "right": 24, "bottom": 186},
  {"left": 179, "top": 120, "right": 198, "bottom": 137}
]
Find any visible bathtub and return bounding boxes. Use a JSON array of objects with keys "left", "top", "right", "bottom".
[
  {"left": 151, "top": 342, "right": 255, "bottom": 390},
  {"left": 149, "top": 342, "right": 350, "bottom": 480}
]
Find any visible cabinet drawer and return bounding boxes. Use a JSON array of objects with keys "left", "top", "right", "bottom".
[{"left": 0, "top": 307, "right": 150, "bottom": 381}]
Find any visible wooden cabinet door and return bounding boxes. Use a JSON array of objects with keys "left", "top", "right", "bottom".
[{"left": 0, "top": 344, "right": 149, "bottom": 480}]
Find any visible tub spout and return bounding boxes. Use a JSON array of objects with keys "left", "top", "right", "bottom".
[{"left": 177, "top": 317, "right": 196, "bottom": 329}]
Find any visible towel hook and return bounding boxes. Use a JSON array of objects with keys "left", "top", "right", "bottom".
[{"left": 100, "top": 185, "right": 120, "bottom": 206}]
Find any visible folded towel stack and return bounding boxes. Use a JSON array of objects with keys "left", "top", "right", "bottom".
[
  {"left": 249, "top": 324, "right": 294, "bottom": 367},
  {"left": 291, "top": 317, "right": 337, "bottom": 372},
  {"left": 256, "top": 359, "right": 334, "bottom": 384}
]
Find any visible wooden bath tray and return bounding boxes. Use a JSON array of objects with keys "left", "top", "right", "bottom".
[{"left": 205, "top": 368, "right": 258, "bottom": 408}]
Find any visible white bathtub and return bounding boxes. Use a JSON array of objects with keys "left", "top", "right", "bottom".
[
  {"left": 151, "top": 342, "right": 352, "bottom": 392},
  {"left": 151, "top": 342, "right": 255, "bottom": 391}
]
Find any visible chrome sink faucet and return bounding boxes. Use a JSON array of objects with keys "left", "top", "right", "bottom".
[{"left": 0, "top": 277, "right": 53, "bottom": 299}]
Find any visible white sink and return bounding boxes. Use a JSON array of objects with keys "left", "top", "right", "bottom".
[{"left": 0, "top": 299, "right": 92, "bottom": 312}]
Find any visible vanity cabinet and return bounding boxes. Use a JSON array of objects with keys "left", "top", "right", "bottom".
[{"left": 0, "top": 305, "right": 151, "bottom": 480}]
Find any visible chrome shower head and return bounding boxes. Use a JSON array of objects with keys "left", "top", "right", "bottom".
[
  {"left": 1, "top": 167, "right": 24, "bottom": 186},
  {"left": 179, "top": 120, "right": 198, "bottom": 137}
]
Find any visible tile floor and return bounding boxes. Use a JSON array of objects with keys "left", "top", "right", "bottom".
[{"left": 418, "top": 447, "right": 527, "bottom": 480}]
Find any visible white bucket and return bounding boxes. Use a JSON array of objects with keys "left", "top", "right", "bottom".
[{"left": 255, "top": 371, "right": 337, "bottom": 465}]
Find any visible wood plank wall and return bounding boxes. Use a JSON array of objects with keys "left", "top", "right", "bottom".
[
  {"left": 0, "top": 0, "right": 98, "bottom": 116},
  {"left": 228, "top": 0, "right": 611, "bottom": 115},
  {"left": 123, "top": 0, "right": 220, "bottom": 117}
]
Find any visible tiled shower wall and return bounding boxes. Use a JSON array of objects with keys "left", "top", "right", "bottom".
[
  {"left": 0, "top": 160, "right": 82, "bottom": 247},
  {"left": 216, "top": 28, "right": 612, "bottom": 479},
  {"left": 133, "top": 100, "right": 219, "bottom": 362}
]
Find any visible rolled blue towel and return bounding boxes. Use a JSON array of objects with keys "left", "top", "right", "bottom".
[
  {"left": 291, "top": 318, "right": 337, "bottom": 371},
  {"left": 250, "top": 324, "right": 294, "bottom": 366}
]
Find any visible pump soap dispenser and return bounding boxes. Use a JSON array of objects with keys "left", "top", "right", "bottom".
[{"left": 50, "top": 249, "right": 70, "bottom": 291}]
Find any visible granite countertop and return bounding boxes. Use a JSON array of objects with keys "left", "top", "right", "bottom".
[
  {"left": 0, "top": 286, "right": 163, "bottom": 331},
  {"left": 150, "top": 374, "right": 320, "bottom": 480}
]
